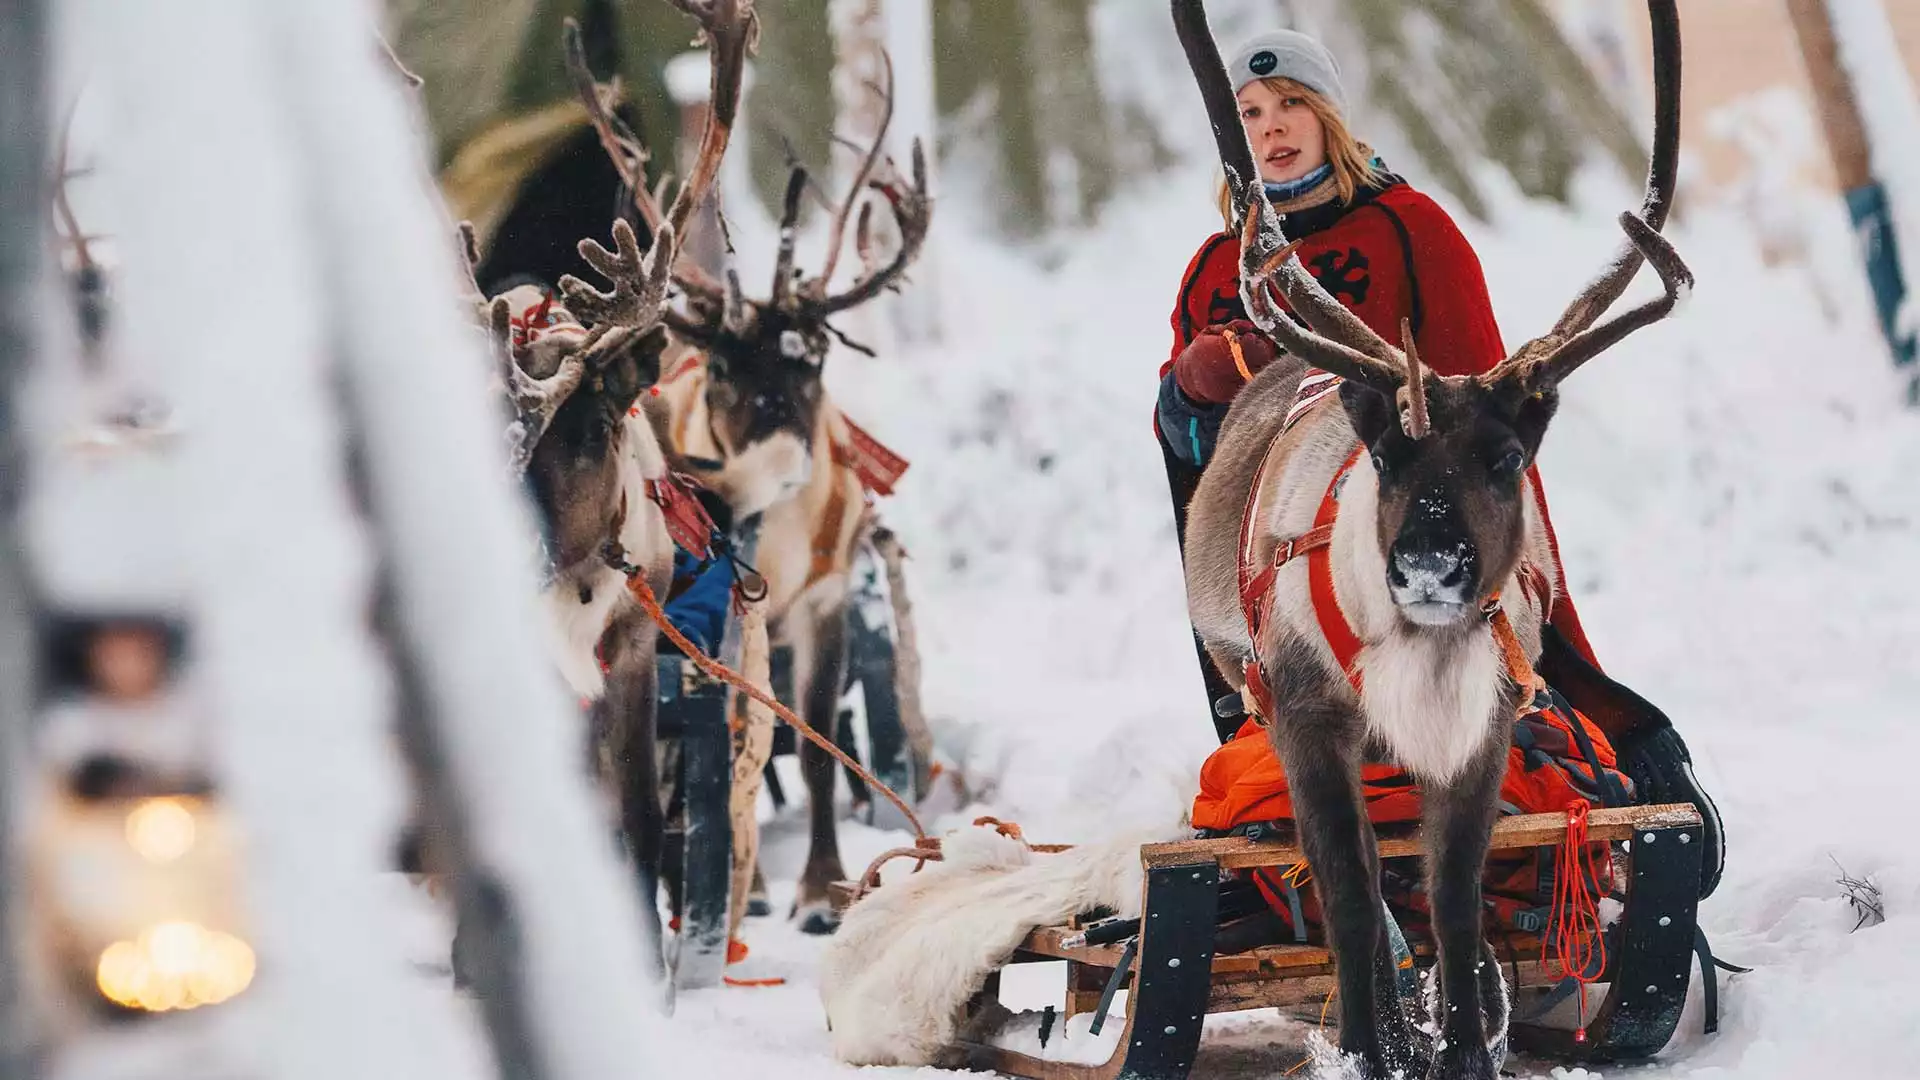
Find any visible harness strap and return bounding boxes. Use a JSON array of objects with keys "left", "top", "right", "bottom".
[
  {"left": 1087, "top": 936, "right": 1139, "bottom": 1037},
  {"left": 1306, "top": 461, "right": 1366, "bottom": 691},
  {"left": 1693, "top": 926, "right": 1751, "bottom": 1036}
]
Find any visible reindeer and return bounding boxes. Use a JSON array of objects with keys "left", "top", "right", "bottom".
[
  {"left": 648, "top": 346, "right": 879, "bottom": 931},
  {"left": 623, "top": 59, "right": 932, "bottom": 933},
  {"left": 462, "top": 0, "right": 758, "bottom": 963},
  {"left": 1171, "top": 1, "right": 1687, "bottom": 1076}
]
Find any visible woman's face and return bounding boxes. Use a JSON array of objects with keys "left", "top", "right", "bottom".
[{"left": 1237, "top": 80, "right": 1327, "bottom": 185}]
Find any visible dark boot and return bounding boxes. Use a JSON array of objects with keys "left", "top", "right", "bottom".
[{"left": 1157, "top": 428, "right": 1242, "bottom": 744}]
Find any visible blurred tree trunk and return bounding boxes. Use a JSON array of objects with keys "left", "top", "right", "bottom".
[
  {"left": 932, "top": 0, "right": 1116, "bottom": 237},
  {"left": 0, "top": 1, "right": 45, "bottom": 1073},
  {"left": 744, "top": 0, "right": 835, "bottom": 222}
]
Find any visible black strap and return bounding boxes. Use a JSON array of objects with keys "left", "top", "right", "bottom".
[
  {"left": 1088, "top": 936, "right": 1139, "bottom": 1037},
  {"left": 1282, "top": 880, "right": 1307, "bottom": 943},
  {"left": 1519, "top": 975, "right": 1582, "bottom": 1023},
  {"left": 1693, "top": 927, "right": 1751, "bottom": 1037},
  {"left": 1551, "top": 688, "right": 1633, "bottom": 807},
  {"left": 1368, "top": 200, "right": 1423, "bottom": 339}
]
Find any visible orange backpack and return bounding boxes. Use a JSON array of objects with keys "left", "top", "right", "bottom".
[{"left": 1191, "top": 688, "right": 1634, "bottom": 941}]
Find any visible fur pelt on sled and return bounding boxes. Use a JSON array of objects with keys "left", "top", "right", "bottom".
[{"left": 819, "top": 820, "right": 1184, "bottom": 1067}]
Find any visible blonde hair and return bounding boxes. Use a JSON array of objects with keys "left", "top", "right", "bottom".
[{"left": 1215, "top": 78, "right": 1386, "bottom": 226}]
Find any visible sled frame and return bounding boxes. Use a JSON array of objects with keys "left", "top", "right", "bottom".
[
  {"left": 657, "top": 653, "right": 734, "bottom": 992},
  {"left": 876, "top": 803, "right": 1703, "bottom": 1080}
]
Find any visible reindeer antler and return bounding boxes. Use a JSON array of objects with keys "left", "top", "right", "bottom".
[
  {"left": 815, "top": 51, "right": 897, "bottom": 292},
  {"left": 801, "top": 138, "right": 931, "bottom": 319},
  {"left": 1398, "top": 319, "right": 1431, "bottom": 439},
  {"left": 1481, "top": 0, "right": 1687, "bottom": 391},
  {"left": 561, "top": 3, "right": 757, "bottom": 308},
  {"left": 1548, "top": 0, "right": 1681, "bottom": 340},
  {"left": 663, "top": 0, "right": 759, "bottom": 243},
  {"left": 490, "top": 296, "right": 588, "bottom": 473},
  {"left": 558, "top": 218, "right": 675, "bottom": 352},
  {"left": 768, "top": 167, "right": 809, "bottom": 309},
  {"left": 1482, "top": 213, "right": 1691, "bottom": 391}
]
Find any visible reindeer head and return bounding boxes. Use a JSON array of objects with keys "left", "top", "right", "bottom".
[
  {"left": 1174, "top": 0, "right": 1688, "bottom": 627},
  {"left": 484, "top": 0, "right": 759, "bottom": 563},
  {"left": 654, "top": 54, "right": 930, "bottom": 515},
  {"left": 479, "top": 219, "right": 673, "bottom": 573},
  {"left": 564, "top": 0, "right": 928, "bottom": 516}
]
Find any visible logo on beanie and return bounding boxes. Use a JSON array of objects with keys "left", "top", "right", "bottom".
[{"left": 1249, "top": 50, "right": 1278, "bottom": 76}]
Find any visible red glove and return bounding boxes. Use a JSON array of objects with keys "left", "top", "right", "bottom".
[{"left": 1172, "top": 320, "right": 1279, "bottom": 405}]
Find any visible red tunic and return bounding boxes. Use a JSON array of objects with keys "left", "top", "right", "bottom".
[{"left": 1166, "top": 183, "right": 1506, "bottom": 378}]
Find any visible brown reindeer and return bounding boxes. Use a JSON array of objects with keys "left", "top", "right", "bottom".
[
  {"left": 464, "top": 0, "right": 757, "bottom": 965},
  {"left": 583, "top": 54, "right": 929, "bottom": 934},
  {"left": 1172, "top": 1, "right": 1687, "bottom": 1076},
  {"left": 648, "top": 351, "right": 878, "bottom": 931}
]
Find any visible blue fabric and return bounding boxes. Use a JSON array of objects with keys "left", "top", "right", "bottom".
[
  {"left": 1843, "top": 181, "right": 1918, "bottom": 373},
  {"left": 1263, "top": 163, "right": 1333, "bottom": 204},
  {"left": 663, "top": 547, "right": 733, "bottom": 657},
  {"left": 1157, "top": 370, "right": 1228, "bottom": 468}
]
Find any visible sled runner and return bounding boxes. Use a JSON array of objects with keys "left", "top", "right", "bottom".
[
  {"left": 831, "top": 801, "right": 1714, "bottom": 1079},
  {"left": 657, "top": 651, "right": 735, "bottom": 992}
]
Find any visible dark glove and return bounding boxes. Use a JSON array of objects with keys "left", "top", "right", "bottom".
[
  {"left": 1172, "top": 320, "right": 1279, "bottom": 405},
  {"left": 1157, "top": 371, "right": 1228, "bottom": 467}
]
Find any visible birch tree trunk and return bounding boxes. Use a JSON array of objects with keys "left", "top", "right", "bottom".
[
  {"left": 97, "top": 0, "right": 669, "bottom": 1077},
  {"left": 0, "top": 1, "right": 47, "bottom": 1074}
]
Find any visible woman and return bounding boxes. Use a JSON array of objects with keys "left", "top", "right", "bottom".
[{"left": 1158, "top": 30, "right": 1584, "bottom": 740}]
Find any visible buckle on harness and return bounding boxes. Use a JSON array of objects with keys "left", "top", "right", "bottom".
[{"left": 1276, "top": 537, "right": 1297, "bottom": 567}]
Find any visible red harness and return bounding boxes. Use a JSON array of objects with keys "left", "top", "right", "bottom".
[
  {"left": 645, "top": 472, "right": 717, "bottom": 561},
  {"left": 1233, "top": 380, "right": 1556, "bottom": 721},
  {"left": 832, "top": 415, "right": 911, "bottom": 496},
  {"left": 1235, "top": 440, "right": 1364, "bottom": 721}
]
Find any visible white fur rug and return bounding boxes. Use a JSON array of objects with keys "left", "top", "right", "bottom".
[{"left": 819, "top": 821, "right": 1184, "bottom": 1067}]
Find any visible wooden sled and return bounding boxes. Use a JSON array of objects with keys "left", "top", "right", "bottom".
[{"left": 831, "top": 802, "right": 1706, "bottom": 1080}]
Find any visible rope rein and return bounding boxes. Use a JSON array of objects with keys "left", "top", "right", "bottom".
[{"left": 618, "top": 565, "right": 927, "bottom": 843}]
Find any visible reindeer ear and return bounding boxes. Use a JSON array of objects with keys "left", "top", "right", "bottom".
[
  {"left": 1500, "top": 383, "right": 1559, "bottom": 458},
  {"left": 1339, "top": 379, "right": 1400, "bottom": 456}
]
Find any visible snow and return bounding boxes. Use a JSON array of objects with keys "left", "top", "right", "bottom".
[
  {"left": 1825, "top": 0, "right": 1920, "bottom": 344},
  {"left": 29, "top": 0, "right": 1920, "bottom": 1076}
]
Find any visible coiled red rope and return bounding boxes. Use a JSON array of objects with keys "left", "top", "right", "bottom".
[{"left": 1548, "top": 799, "right": 1608, "bottom": 1042}]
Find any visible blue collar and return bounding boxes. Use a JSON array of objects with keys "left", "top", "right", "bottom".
[{"left": 1264, "top": 163, "right": 1334, "bottom": 203}]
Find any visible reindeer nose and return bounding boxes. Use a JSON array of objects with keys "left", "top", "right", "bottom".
[{"left": 1387, "top": 545, "right": 1469, "bottom": 593}]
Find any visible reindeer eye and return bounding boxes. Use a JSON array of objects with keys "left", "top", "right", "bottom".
[{"left": 1490, "top": 447, "right": 1526, "bottom": 478}]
